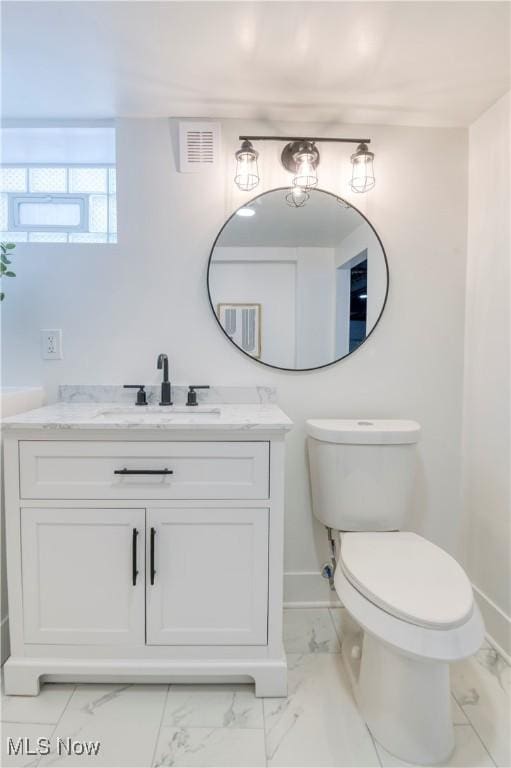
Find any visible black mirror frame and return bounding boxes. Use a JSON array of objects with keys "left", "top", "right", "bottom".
[{"left": 206, "top": 187, "right": 389, "bottom": 372}]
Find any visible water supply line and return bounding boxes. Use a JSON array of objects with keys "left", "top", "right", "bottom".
[{"left": 321, "top": 526, "right": 338, "bottom": 590}]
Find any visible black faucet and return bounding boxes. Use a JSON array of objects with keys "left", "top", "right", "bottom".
[{"left": 157, "top": 353, "right": 172, "bottom": 406}]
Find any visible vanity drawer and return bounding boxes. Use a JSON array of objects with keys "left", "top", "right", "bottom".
[{"left": 19, "top": 441, "right": 269, "bottom": 500}]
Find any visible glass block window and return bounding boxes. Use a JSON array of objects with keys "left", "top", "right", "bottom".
[
  {"left": 28, "top": 167, "right": 67, "bottom": 193},
  {"left": 0, "top": 167, "right": 27, "bottom": 192},
  {"left": 0, "top": 165, "right": 117, "bottom": 244},
  {"left": 69, "top": 167, "right": 108, "bottom": 193}
]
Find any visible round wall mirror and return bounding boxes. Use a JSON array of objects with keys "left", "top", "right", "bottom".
[{"left": 207, "top": 188, "right": 388, "bottom": 371}]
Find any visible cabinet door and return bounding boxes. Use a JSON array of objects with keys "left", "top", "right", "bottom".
[
  {"left": 21, "top": 508, "right": 145, "bottom": 645},
  {"left": 146, "top": 508, "right": 268, "bottom": 645}
]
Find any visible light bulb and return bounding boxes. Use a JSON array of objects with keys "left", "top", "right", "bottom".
[
  {"left": 234, "top": 140, "right": 259, "bottom": 192},
  {"left": 293, "top": 148, "right": 318, "bottom": 189},
  {"left": 350, "top": 142, "right": 375, "bottom": 193}
]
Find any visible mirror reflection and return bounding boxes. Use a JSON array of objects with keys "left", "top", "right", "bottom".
[{"left": 208, "top": 188, "right": 388, "bottom": 370}]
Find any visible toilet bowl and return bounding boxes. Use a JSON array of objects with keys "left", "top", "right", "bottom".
[{"left": 306, "top": 419, "right": 485, "bottom": 765}]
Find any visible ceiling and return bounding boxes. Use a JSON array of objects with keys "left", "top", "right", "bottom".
[
  {"left": 2, "top": 1, "right": 510, "bottom": 126},
  {"left": 216, "top": 189, "right": 365, "bottom": 248}
]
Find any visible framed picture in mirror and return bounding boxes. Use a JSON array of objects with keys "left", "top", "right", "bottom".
[{"left": 217, "top": 303, "right": 261, "bottom": 359}]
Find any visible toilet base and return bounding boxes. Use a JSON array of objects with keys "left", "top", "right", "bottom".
[{"left": 342, "top": 618, "right": 455, "bottom": 765}]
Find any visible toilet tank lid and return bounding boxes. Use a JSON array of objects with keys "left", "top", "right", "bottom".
[{"left": 305, "top": 419, "right": 421, "bottom": 444}]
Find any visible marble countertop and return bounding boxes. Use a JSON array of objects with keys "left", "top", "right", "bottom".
[{"left": 1, "top": 401, "right": 293, "bottom": 432}]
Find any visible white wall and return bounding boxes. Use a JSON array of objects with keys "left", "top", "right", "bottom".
[
  {"left": 1, "top": 118, "right": 469, "bottom": 601},
  {"left": 294, "top": 248, "right": 335, "bottom": 369},
  {"left": 461, "top": 92, "right": 511, "bottom": 654}
]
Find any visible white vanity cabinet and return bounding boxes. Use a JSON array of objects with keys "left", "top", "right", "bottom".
[{"left": 2, "top": 412, "right": 291, "bottom": 697}]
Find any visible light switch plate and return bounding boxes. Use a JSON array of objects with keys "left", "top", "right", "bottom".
[{"left": 40, "top": 329, "right": 63, "bottom": 360}]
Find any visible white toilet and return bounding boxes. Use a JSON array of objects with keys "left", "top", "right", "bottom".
[{"left": 306, "top": 418, "right": 484, "bottom": 766}]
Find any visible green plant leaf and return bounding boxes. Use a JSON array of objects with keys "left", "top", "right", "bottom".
[
  {"left": 1, "top": 254, "right": 12, "bottom": 264},
  {"left": 0, "top": 292, "right": 4, "bottom": 301},
  {"left": 5, "top": 271, "right": 16, "bottom": 277},
  {"left": 5, "top": 243, "right": 16, "bottom": 249}
]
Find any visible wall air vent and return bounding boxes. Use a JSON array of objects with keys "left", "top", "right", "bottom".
[{"left": 178, "top": 122, "right": 221, "bottom": 172}]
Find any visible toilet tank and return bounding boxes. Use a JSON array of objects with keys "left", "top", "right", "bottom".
[{"left": 306, "top": 419, "right": 421, "bottom": 531}]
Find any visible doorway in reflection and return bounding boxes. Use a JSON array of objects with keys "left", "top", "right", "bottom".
[
  {"left": 349, "top": 257, "right": 368, "bottom": 351},
  {"left": 335, "top": 248, "right": 369, "bottom": 358}
]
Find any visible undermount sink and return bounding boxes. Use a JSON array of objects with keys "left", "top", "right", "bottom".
[{"left": 94, "top": 406, "right": 221, "bottom": 421}]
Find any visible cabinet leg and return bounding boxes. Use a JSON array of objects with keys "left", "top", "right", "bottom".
[
  {"left": 253, "top": 664, "right": 288, "bottom": 698},
  {"left": 3, "top": 660, "right": 41, "bottom": 696}
]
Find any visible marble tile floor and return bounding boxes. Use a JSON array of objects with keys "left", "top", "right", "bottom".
[{"left": 1, "top": 609, "right": 509, "bottom": 768}]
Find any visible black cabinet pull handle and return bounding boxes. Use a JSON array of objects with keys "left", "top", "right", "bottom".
[
  {"left": 150, "top": 527, "right": 156, "bottom": 585},
  {"left": 132, "top": 528, "right": 139, "bottom": 586},
  {"left": 114, "top": 468, "right": 174, "bottom": 475}
]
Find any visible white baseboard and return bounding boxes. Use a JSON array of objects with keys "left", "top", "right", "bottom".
[
  {"left": 473, "top": 584, "right": 511, "bottom": 659},
  {"left": 284, "top": 571, "right": 341, "bottom": 608},
  {"left": 485, "top": 631, "right": 511, "bottom": 666},
  {"left": 1, "top": 615, "right": 10, "bottom": 666},
  {"left": 473, "top": 584, "right": 511, "bottom": 661}
]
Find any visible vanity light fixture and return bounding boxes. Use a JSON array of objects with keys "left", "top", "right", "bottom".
[
  {"left": 234, "top": 139, "right": 259, "bottom": 191},
  {"left": 234, "top": 135, "right": 375, "bottom": 198},
  {"left": 350, "top": 142, "right": 375, "bottom": 193}
]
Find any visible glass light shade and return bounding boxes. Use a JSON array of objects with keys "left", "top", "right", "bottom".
[
  {"left": 234, "top": 140, "right": 259, "bottom": 192},
  {"left": 350, "top": 143, "right": 375, "bottom": 193},
  {"left": 285, "top": 186, "right": 309, "bottom": 207},
  {"left": 293, "top": 151, "right": 318, "bottom": 189}
]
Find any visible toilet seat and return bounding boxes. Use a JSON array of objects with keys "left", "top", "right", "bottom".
[
  {"left": 335, "top": 564, "right": 484, "bottom": 662},
  {"left": 339, "top": 531, "right": 474, "bottom": 630}
]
